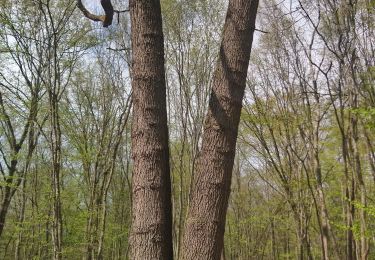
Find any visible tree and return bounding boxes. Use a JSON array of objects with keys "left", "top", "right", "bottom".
[
  {"left": 162, "top": 0, "right": 225, "bottom": 256},
  {"left": 181, "top": 0, "right": 259, "bottom": 258},
  {"left": 128, "top": 0, "right": 173, "bottom": 259},
  {"left": 64, "top": 58, "right": 132, "bottom": 259}
]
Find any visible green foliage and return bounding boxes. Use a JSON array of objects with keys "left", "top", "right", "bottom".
[{"left": 0, "top": 0, "right": 374, "bottom": 259}]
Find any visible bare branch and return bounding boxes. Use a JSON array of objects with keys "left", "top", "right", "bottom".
[
  {"left": 77, "top": 0, "right": 128, "bottom": 27},
  {"left": 253, "top": 28, "right": 269, "bottom": 34},
  {"left": 106, "top": 47, "right": 130, "bottom": 52},
  {"left": 77, "top": 0, "right": 105, "bottom": 24},
  {"left": 101, "top": 0, "right": 114, "bottom": 27},
  {"left": 114, "top": 9, "right": 129, "bottom": 14}
]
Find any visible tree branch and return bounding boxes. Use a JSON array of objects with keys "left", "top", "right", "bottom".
[
  {"left": 101, "top": 0, "right": 114, "bottom": 27},
  {"left": 251, "top": 27, "right": 269, "bottom": 33},
  {"left": 77, "top": 0, "right": 119, "bottom": 27},
  {"left": 107, "top": 47, "right": 130, "bottom": 52},
  {"left": 254, "top": 28, "right": 269, "bottom": 34}
]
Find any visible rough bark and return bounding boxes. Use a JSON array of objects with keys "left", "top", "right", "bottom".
[
  {"left": 181, "top": 0, "right": 259, "bottom": 259},
  {"left": 129, "top": 0, "right": 173, "bottom": 259}
]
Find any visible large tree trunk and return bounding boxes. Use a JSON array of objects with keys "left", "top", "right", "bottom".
[
  {"left": 129, "top": 0, "right": 173, "bottom": 259},
  {"left": 181, "top": 0, "right": 259, "bottom": 259}
]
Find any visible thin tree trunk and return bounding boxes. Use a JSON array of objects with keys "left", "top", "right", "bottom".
[
  {"left": 364, "top": 130, "right": 375, "bottom": 185},
  {"left": 181, "top": 0, "right": 259, "bottom": 258},
  {"left": 0, "top": 185, "right": 14, "bottom": 237},
  {"left": 14, "top": 177, "right": 26, "bottom": 260},
  {"left": 129, "top": 0, "right": 173, "bottom": 259},
  {"left": 343, "top": 138, "right": 355, "bottom": 260},
  {"left": 15, "top": 133, "right": 37, "bottom": 260},
  {"left": 350, "top": 111, "right": 368, "bottom": 259},
  {"left": 49, "top": 90, "right": 63, "bottom": 260}
]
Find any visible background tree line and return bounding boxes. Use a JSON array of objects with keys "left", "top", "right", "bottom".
[{"left": 0, "top": 0, "right": 374, "bottom": 259}]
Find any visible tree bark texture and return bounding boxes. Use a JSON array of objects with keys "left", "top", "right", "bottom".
[
  {"left": 181, "top": 0, "right": 259, "bottom": 259},
  {"left": 129, "top": 0, "right": 173, "bottom": 259}
]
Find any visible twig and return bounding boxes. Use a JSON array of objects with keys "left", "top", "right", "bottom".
[
  {"left": 107, "top": 47, "right": 130, "bottom": 52},
  {"left": 254, "top": 28, "right": 269, "bottom": 34}
]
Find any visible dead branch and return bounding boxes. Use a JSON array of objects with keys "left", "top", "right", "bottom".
[{"left": 77, "top": 0, "right": 124, "bottom": 27}]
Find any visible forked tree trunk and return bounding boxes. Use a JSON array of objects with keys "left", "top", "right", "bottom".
[
  {"left": 181, "top": 0, "right": 259, "bottom": 259},
  {"left": 129, "top": 0, "right": 173, "bottom": 259}
]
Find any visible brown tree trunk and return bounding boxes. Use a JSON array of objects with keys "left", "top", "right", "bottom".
[
  {"left": 49, "top": 91, "right": 63, "bottom": 260},
  {"left": 349, "top": 96, "right": 368, "bottom": 260},
  {"left": 0, "top": 185, "right": 15, "bottom": 237},
  {"left": 181, "top": 0, "right": 259, "bottom": 259},
  {"left": 129, "top": 0, "right": 173, "bottom": 259}
]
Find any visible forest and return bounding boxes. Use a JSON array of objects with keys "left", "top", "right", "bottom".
[{"left": 0, "top": 0, "right": 374, "bottom": 259}]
